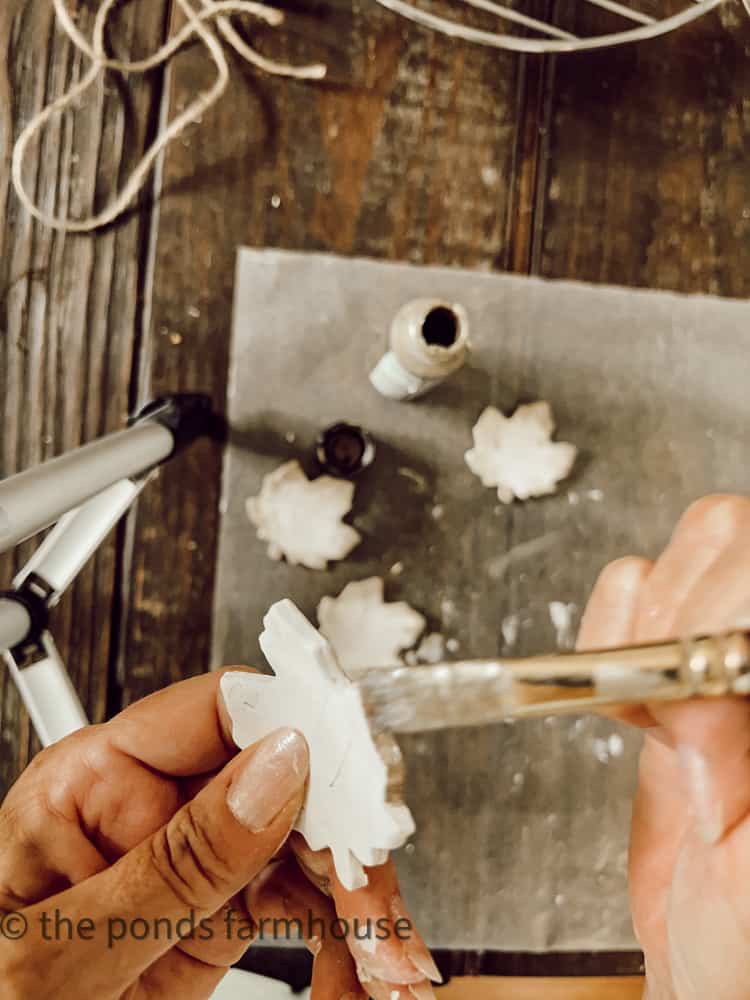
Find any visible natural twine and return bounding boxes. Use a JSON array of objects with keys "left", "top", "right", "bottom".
[{"left": 11, "top": 0, "right": 326, "bottom": 233}]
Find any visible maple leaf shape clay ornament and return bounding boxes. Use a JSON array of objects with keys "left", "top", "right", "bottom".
[
  {"left": 317, "top": 577, "right": 426, "bottom": 676},
  {"left": 220, "top": 600, "right": 416, "bottom": 891},
  {"left": 246, "top": 460, "right": 361, "bottom": 570},
  {"left": 465, "top": 401, "right": 577, "bottom": 504}
]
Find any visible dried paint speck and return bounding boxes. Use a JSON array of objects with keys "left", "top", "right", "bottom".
[{"left": 549, "top": 601, "right": 577, "bottom": 649}]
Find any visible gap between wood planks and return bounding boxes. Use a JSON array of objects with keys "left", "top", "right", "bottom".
[{"left": 503, "top": 37, "right": 556, "bottom": 274}]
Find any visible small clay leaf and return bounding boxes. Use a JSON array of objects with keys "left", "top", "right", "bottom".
[
  {"left": 317, "top": 577, "right": 426, "bottom": 675},
  {"left": 246, "top": 460, "right": 361, "bottom": 570},
  {"left": 465, "top": 402, "right": 577, "bottom": 503}
]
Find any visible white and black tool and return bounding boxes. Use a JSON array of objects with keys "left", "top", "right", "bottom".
[{"left": 0, "top": 394, "right": 220, "bottom": 747}]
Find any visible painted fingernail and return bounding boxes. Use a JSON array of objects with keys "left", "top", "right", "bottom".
[
  {"left": 294, "top": 852, "right": 332, "bottom": 896},
  {"left": 227, "top": 727, "right": 309, "bottom": 832},
  {"left": 307, "top": 934, "right": 322, "bottom": 957},
  {"left": 404, "top": 936, "right": 442, "bottom": 984},
  {"left": 391, "top": 894, "right": 442, "bottom": 984},
  {"left": 677, "top": 744, "right": 724, "bottom": 845}
]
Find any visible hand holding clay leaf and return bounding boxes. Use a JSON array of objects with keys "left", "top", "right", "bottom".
[
  {"left": 246, "top": 460, "right": 361, "bottom": 569},
  {"left": 465, "top": 401, "right": 577, "bottom": 503},
  {"left": 221, "top": 600, "right": 416, "bottom": 891},
  {"left": 0, "top": 653, "right": 439, "bottom": 1000},
  {"left": 223, "top": 602, "right": 441, "bottom": 997}
]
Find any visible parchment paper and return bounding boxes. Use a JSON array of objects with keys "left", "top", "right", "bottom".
[{"left": 212, "top": 248, "right": 750, "bottom": 950}]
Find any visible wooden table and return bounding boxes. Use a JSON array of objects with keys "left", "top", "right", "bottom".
[
  {"left": 439, "top": 978, "right": 644, "bottom": 999},
  {"left": 1, "top": 0, "right": 748, "bottom": 976}
]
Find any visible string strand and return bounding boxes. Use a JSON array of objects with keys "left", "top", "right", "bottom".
[{"left": 11, "top": 0, "right": 326, "bottom": 233}]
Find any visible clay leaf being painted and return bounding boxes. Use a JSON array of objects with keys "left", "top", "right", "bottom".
[
  {"left": 246, "top": 459, "right": 361, "bottom": 570},
  {"left": 317, "top": 577, "right": 426, "bottom": 675},
  {"left": 465, "top": 402, "right": 577, "bottom": 503},
  {"left": 220, "top": 600, "right": 415, "bottom": 891}
]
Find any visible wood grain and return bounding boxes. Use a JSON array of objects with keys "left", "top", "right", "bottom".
[
  {"left": 121, "top": 0, "right": 529, "bottom": 704},
  {"left": 538, "top": 6, "right": 750, "bottom": 294},
  {"left": 0, "top": 0, "right": 169, "bottom": 796}
]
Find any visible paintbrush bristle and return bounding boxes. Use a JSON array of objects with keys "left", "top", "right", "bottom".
[{"left": 357, "top": 660, "right": 516, "bottom": 734}]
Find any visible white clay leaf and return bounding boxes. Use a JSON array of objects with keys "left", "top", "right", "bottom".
[
  {"left": 465, "top": 402, "right": 577, "bottom": 504},
  {"left": 317, "top": 577, "right": 426, "bottom": 675},
  {"left": 246, "top": 460, "right": 361, "bottom": 570},
  {"left": 220, "top": 600, "right": 416, "bottom": 891}
]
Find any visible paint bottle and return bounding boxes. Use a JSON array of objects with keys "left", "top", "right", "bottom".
[
  {"left": 369, "top": 299, "right": 470, "bottom": 401},
  {"left": 315, "top": 422, "right": 376, "bottom": 478}
]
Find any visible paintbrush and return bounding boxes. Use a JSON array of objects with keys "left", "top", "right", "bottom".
[
  {"left": 357, "top": 631, "right": 750, "bottom": 734},
  {"left": 223, "top": 606, "right": 750, "bottom": 882}
]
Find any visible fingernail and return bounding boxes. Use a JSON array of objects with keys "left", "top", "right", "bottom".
[
  {"left": 677, "top": 744, "right": 724, "bottom": 844},
  {"left": 391, "top": 894, "right": 443, "bottom": 984},
  {"left": 227, "top": 727, "right": 309, "bottom": 832},
  {"left": 307, "top": 934, "right": 322, "bottom": 957},
  {"left": 404, "top": 937, "right": 442, "bottom": 984}
]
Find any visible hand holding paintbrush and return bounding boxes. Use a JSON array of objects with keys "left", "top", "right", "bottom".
[{"left": 569, "top": 494, "right": 750, "bottom": 1000}]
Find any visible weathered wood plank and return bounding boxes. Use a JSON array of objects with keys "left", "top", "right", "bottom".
[
  {"left": 538, "top": 7, "right": 750, "bottom": 295},
  {"left": 0, "top": 0, "right": 170, "bottom": 796},
  {"left": 122, "top": 1, "right": 528, "bottom": 703}
]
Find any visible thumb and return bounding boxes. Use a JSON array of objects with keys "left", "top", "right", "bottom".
[{"left": 13, "top": 727, "right": 308, "bottom": 998}]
